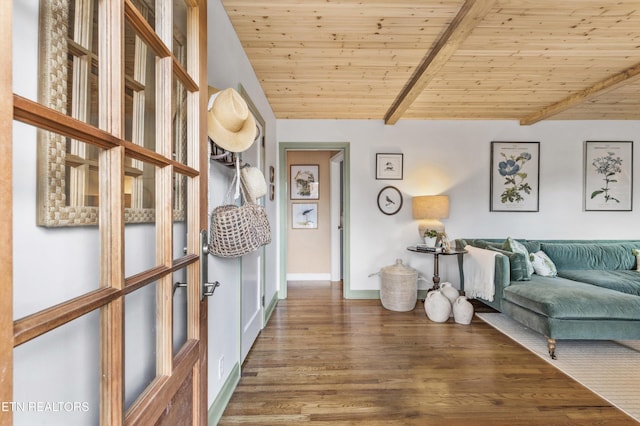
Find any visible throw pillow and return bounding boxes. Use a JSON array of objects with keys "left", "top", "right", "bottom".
[
  {"left": 633, "top": 249, "right": 640, "bottom": 271},
  {"left": 529, "top": 250, "right": 558, "bottom": 277},
  {"left": 502, "top": 237, "right": 534, "bottom": 278},
  {"left": 487, "top": 245, "right": 531, "bottom": 281}
]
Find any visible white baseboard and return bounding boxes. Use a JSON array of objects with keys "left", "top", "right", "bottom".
[{"left": 286, "top": 273, "right": 332, "bottom": 281}]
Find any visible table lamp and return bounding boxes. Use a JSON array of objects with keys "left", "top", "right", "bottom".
[{"left": 412, "top": 195, "right": 450, "bottom": 241}]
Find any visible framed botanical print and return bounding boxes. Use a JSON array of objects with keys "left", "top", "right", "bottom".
[
  {"left": 290, "top": 164, "right": 319, "bottom": 200},
  {"left": 584, "top": 141, "right": 633, "bottom": 211},
  {"left": 490, "top": 142, "right": 540, "bottom": 212},
  {"left": 376, "top": 153, "right": 403, "bottom": 180}
]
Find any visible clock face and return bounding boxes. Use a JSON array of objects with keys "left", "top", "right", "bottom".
[{"left": 377, "top": 186, "right": 403, "bottom": 215}]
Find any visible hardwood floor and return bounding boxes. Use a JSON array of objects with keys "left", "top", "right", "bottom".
[{"left": 219, "top": 281, "right": 637, "bottom": 425}]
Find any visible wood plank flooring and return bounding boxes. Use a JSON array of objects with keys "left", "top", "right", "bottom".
[{"left": 219, "top": 281, "right": 637, "bottom": 425}]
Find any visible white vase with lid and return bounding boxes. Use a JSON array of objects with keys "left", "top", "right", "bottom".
[
  {"left": 453, "top": 295, "right": 474, "bottom": 325},
  {"left": 424, "top": 290, "right": 451, "bottom": 323}
]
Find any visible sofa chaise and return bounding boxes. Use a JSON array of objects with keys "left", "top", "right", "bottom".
[{"left": 455, "top": 238, "right": 640, "bottom": 359}]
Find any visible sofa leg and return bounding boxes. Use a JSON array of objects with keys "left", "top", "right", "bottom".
[{"left": 546, "top": 337, "right": 557, "bottom": 360}]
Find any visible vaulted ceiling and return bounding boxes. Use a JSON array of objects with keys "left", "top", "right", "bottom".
[{"left": 221, "top": 0, "right": 640, "bottom": 124}]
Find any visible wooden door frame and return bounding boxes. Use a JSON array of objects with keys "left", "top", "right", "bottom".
[
  {"left": 196, "top": 1, "right": 209, "bottom": 424},
  {"left": 0, "top": 0, "right": 13, "bottom": 418},
  {"left": 6, "top": 0, "right": 209, "bottom": 424}
]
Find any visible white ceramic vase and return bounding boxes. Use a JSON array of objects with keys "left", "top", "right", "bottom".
[
  {"left": 453, "top": 295, "right": 474, "bottom": 325},
  {"left": 424, "top": 290, "right": 451, "bottom": 323},
  {"left": 424, "top": 236, "right": 437, "bottom": 247},
  {"left": 440, "top": 282, "right": 459, "bottom": 304}
]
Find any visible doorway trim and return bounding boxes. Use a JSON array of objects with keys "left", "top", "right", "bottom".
[
  {"left": 278, "top": 142, "right": 351, "bottom": 299},
  {"left": 330, "top": 151, "right": 344, "bottom": 281}
]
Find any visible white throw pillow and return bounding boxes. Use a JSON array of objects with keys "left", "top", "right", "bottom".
[{"left": 530, "top": 250, "right": 558, "bottom": 277}]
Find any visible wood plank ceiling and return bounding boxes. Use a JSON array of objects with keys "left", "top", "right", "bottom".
[{"left": 222, "top": 0, "right": 640, "bottom": 123}]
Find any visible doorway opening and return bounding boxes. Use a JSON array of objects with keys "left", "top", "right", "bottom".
[{"left": 278, "top": 143, "right": 350, "bottom": 300}]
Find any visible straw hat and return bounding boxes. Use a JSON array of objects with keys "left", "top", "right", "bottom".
[{"left": 207, "top": 88, "right": 256, "bottom": 153}]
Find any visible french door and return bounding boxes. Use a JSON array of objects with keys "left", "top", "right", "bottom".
[{"left": 4, "top": 0, "right": 208, "bottom": 424}]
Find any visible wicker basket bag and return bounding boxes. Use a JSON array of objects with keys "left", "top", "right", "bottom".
[
  {"left": 370, "top": 259, "right": 418, "bottom": 312},
  {"left": 209, "top": 172, "right": 271, "bottom": 258}
]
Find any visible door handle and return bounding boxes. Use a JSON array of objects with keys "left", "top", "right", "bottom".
[{"left": 200, "top": 229, "right": 220, "bottom": 300}]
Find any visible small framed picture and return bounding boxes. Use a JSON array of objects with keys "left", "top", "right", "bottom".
[
  {"left": 292, "top": 203, "right": 318, "bottom": 229},
  {"left": 376, "top": 153, "right": 403, "bottom": 180},
  {"left": 377, "top": 186, "right": 403, "bottom": 215},
  {"left": 584, "top": 141, "right": 633, "bottom": 211},
  {"left": 290, "top": 164, "right": 319, "bottom": 199},
  {"left": 490, "top": 142, "right": 540, "bottom": 212}
]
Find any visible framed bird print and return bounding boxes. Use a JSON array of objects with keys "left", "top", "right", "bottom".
[
  {"left": 292, "top": 203, "right": 318, "bottom": 229},
  {"left": 377, "top": 186, "right": 403, "bottom": 215},
  {"left": 376, "top": 153, "right": 403, "bottom": 180}
]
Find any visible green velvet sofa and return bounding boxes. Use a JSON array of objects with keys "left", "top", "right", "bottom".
[{"left": 455, "top": 239, "right": 640, "bottom": 359}]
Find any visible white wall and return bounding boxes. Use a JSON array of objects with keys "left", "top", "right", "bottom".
[
  {"left": 206, "top": 0, "right": 279, "bottom": 408},
  {"left": 278, "top": 119, "right": 640, "bottom": 291}
]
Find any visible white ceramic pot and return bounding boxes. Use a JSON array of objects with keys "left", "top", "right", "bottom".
[
  {"left": 453, "top": 295, "right": 474, "bottom": 325},
  {"left": 424, "top": 236, "right": 437, "bottom": 247},
  {"left": 424, "top": 290, "right": 451, "bottom": 323},
  {"left": 440, "top": 282, "right": 459, "bottom": 304}
]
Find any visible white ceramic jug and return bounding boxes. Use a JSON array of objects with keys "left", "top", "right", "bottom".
[
  {"left": 424, "top": 290, "right": 451, "bottom": 323},
  {"left": 440, "top": 282, "right": 459, "bottom": 304},
  {"left": 453, "top": 295, "right": 474, "bottom": 325}
]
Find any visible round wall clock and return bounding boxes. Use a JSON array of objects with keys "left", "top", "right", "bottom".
[{"left": 377, "top": 186, "right": 403, "bottom": 215}]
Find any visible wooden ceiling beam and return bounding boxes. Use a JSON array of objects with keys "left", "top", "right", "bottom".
[
  {"left": 384, "top": 0, "right": 496, "bottom": 125},
  {"left": 520, "top": 62, "right": 640, "bottom": 125}
]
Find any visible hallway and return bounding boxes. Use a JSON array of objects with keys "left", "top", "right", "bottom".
[{"left": 219, "top": 281, "right": 634, "bottom": 424}]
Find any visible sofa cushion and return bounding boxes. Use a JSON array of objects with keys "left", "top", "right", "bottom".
[
  {"left": 463, "top": 239, "right": 493, "bottom": 249},
  {"left": 557, "top": 270, "right": 640, "bottom": 296},
  {"left": 486, "top": 246, "right": 530, "bottom": 281},
  {"left": 503, "top": 276, "right": 640, "bottom": 320},
  {"left": 502, "top": 237, "right": 534, "bottom": 277},
  {"left": 462, "top": 238, "right": 540, "bottom": 254},
  {"left": 521, "top": 240, "right": 541, "bottom": 254},
  {"left": 540, "top": 242, "right": 638, "bottom": 271},
  {"left": 530, "top": 250, "right": 558, "bottom": 277}
]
